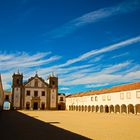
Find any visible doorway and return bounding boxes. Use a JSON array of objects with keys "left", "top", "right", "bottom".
[
  {"left": 105, "top": 105, "right": 109, "bottom": 113},
  {"left": 3, "top": 101, "right": 11, "bottom": 110},
  {"left": 41, "top": 103, "right": 45, "bottom": 110},
  {"left": 33, "top": 102, "right": 38, "bottom": 110}
]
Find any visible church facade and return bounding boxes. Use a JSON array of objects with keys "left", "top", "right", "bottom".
[{"left": 12, "top": 72, "right": 58, "bottom": 110}]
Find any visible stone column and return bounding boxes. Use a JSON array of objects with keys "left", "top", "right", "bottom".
[
  {"left": 103, "top": 106, "right": 105, "bottom": 113},
  {"left": 109, "top": 106, "right": 111, "bottom": 113},
  {"left": 127, "top": 106, "right": 129, "bottom": 114},
  {"left": 134, "top": 106, "right": 136, "bottom": 115},
  {"left": 120, "top": 106, "right": 122, "bottom": 114}
]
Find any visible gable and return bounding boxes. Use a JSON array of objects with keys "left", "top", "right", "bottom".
[{"left": 24, "top": 77, "right": 48, "bottom": 88}]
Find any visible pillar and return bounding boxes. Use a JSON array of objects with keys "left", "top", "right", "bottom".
[
  {"left": 134, "top": 106, "right": 136, "bottom": 115},
  {"left": 127, "top": 106, "right": 129, "bottom": 114}
]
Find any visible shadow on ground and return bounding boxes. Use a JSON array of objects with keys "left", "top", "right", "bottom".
[{"left": 0, "top": 111, "right": 92, "bottom": 140}]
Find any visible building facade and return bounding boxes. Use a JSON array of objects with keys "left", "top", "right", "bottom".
[
  {"left": 0, "top": 74, "right": 4, "bottom": 110},
  {"left": 12, "top": 72, "right": 58, "bottom": 110},
  {"left": 66, "top": 82, "right": 140, "bottom": 114},
  {"left": 58, "top": 93, "right": 66, "bottom": 110}
]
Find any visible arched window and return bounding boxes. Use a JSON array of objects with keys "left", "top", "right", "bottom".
[
  {"left": 95, "top": 96, "right": 98, "bottom": 101},
  {"left": 52, "top": 81, "right": 55, "bottom": 85},
  {"left": 16, "top": 79, "right": 20, "bottom": 84},
  {"left": 60, "top": 97, "right": 63, "bottom": 101}
]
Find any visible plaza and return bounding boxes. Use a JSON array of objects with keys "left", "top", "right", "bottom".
[{"left": 18, "top": 110, "right": 140, "bottom": 140}]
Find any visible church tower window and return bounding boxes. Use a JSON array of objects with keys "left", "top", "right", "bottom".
[
  {"left": 52, "top": 81, "right": 55, "bottom": 85},
  {"left": 16, "top": 79, "right": 20, "bottom": 84}
]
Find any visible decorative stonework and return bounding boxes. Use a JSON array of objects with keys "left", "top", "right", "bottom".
[{"left": 12, "top": 72, "right": 59, "bottom": 110}]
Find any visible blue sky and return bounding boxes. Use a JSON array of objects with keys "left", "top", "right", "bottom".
[{"left": 0, "top": 0, "right": 140, "bottom": 94}]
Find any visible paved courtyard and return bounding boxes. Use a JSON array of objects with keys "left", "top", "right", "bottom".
[
  {"left": 19, "top": 110, "right": 140, "bottom": 140},
  {"left": 1, "top": 110, "right": 140, "bottom": 140}
]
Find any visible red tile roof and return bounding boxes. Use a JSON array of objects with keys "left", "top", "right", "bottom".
[{"left": 66, "top": 82, "right": 140, "bottom": 98}]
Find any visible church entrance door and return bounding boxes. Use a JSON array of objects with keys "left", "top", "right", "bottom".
[{"left": 33, "top": 102, "right": 38, "bottom": 110}]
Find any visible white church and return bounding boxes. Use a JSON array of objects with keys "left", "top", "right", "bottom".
[
  {"left": 12, "top": 71, "right": 59, "bottom": 110},
  {"left": 66, "top": 82, "right": 140, "bottom": 114}
]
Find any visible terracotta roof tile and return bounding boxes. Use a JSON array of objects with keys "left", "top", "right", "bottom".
[{"left": 67, "top": 82, "right": 140, "bottom": 98}]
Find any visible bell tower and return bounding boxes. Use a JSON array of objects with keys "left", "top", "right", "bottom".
[
  {"left": 48, "top": 72, "right": 58, "bottom": 110},
  {"left": 12, "top": 71, "right": 23, "bottom": 109}
]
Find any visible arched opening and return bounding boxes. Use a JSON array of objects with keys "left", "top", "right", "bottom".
[
  {"left": 105, "top": 105, "right": 109, "bottom": 113},
  {"left": 76, "top": 106, "right": 78, "bottom": 111},
  {"left": 88, "top": 106, "right": 91, "bottom": 112},
  {"left": 121, "top": 104, "right": 127, "bottom": 114},
  {"left": 115, "top": 105, "right": 120, "bottom": 113},
  {"left": 85, "top": 106, "right": 87, "bottom": 112},
  {"left": 77, "top": 106, "right": 79, "bottom": 111},
  {"left": 69, "top": 106, "right": 71, "bottom": 110},
  {"left": 110, "top": 105, "right": 114, "bottom": 113},
  {"left": 79, "top": 105, "right": 81, "bottom": 111},
  {"left": 128, "top": 104, "right": 134, "bottom": 114},
  {"left": 100, "top": 105, "right": 104, "bottom": 113},
  {"left": 26, "top": 102, "right": 30, "bottom": 110},
  {"left": 96, "top": 105, "right": 99, "bottom": 112},
  {"left": 71, "top": 105, "right": 73, "bottom": 111},
  {"left": 71, "top": 105, "right": 72, "bottom": 111},
  {"left": 73, "top": 106, "right": 76, "bottom": 111},
  {"left": 3, "top": 101, "right": 11, "bottom": 110},
  {"left": 92, "top": 105, "right": 94, "bottom": 112},
  {"left": 58, "top": 102, "right": 65, "bottom": 110},
  {"left": 82, "top": 105, "right": 84, "bottom": 111},
  {"left": 41, "top": 102, "right": 45, "bottom": 110},
  {"left": 135, "top": 104, "right": 140, "bottom": 114}
]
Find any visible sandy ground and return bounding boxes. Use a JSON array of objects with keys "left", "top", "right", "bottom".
[{"left": 18, "top": 110, "right": 140, "bottom": 140}]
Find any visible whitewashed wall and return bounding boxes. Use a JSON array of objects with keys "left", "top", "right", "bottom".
[
  {"left": 66, "top": 89, "right": 140, "bottom": 110},
  {"left": 50, "top": 89, "right": 57, "bottom": 108},
  {"left": 13, "top": 88, "right": 21, "bottom": 108},
  {"left": 24, "top": 88, "right": 47, "bottom": 108}
]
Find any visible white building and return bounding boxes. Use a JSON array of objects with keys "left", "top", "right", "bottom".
[{"left": 66, "top": 82, "right": 140, "bottom": 114}]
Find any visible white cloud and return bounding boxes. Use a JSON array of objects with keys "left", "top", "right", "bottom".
[
  {"left": 59, "top": 36, "right": 140, "bottom": 67},
  {"left": 86, "top": 83, "right": 109, "bottom": 88},
  {"left": 48, "top": 0, "right": 140, "bottom": 38},
  {"left": 89, "top": 55, "right": 104, "bottom": 63},
  {"left": 59, "top": 61, "right": 140, "bottom": 87},
  {"left": 0, "top": 52, "right": 61, "bottom": 89},
  {"left": 1, "top": 36, "right": 140, "bottom": 92},
  {"left": 59, "top": 87, "right": 70, "bottom": 91},
  {"left": 0, "top": 51, "right": 60, "bottom": 70},
  {"left": 112, "top": 52, "right": 129, "bottom": 59}
]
